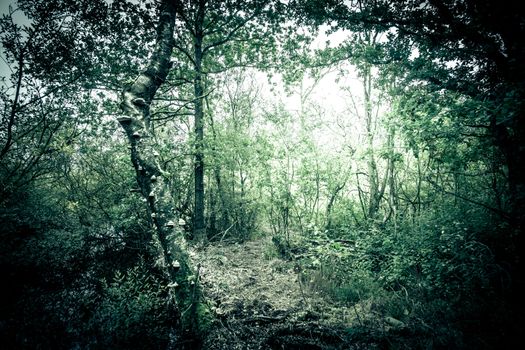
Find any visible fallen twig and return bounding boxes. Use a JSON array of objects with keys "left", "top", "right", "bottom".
[{"left": 242, "top": 314, "right": 288, "bottom": 324}]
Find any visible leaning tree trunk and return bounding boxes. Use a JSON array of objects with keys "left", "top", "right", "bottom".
[{"left": 116, "top": 0, "right": 197, "bottom": 336}]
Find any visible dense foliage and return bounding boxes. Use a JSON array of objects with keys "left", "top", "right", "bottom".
[{"left": 1, "top": 0, "right": 522, "bottom": 348}]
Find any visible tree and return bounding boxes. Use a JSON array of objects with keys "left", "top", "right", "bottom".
[
  {"left": 206, "top": 69, "right": 263, "bottom": 240},
  {"left": 0, "top": 1, "right": 194, "bottom": 346},
  {"left": 115, "top": 2, "right": 198, "bottom": 335},
  {"left": 347, "top": 30, "right": 391, "bottom": 221},
  {"left": 167, "top": 0, "right": 293, "bottom": 241},
  {"left": 0, "top": 0, "right": 159, "bottom": 207},
  {"left": 0, "top": 0, "right": 101, "bottom": 203},
  {"left": 293, "top": 0, "right": 525, "bottom": 287}
]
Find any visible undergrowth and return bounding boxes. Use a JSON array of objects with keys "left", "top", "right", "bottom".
[{"left": 277, "top": 206, "right": 519, "bottom": 349}]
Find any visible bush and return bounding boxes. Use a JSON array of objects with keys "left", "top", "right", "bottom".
[
  {"left": 87, "top": 260, "right": 171, "bottom": 349},
  {"left": 295, "top": 204, "right": 516, "bottom": 348}
]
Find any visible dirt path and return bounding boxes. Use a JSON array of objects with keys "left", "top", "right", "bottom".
[{"left": 189, "top": 237, "right": 366, "bottom": 349}]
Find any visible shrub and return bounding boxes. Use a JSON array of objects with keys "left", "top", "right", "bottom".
[{"left": 88, "top": 260, "right": 171, "bottom": 349}]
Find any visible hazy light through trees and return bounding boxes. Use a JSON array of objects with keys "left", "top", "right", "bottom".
[{"left": 1, "top": 1, "right": 522, "bottom": 348}]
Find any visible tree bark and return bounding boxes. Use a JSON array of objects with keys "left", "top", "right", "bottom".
[
  {"left": 325, "top": 181, "right": 346, "bottom": 231},
  {"left": 116, "top": 0, "right": 193, "bottom": 321},
  {"left": 362, "top": 54, "right": 383, "bottom": 220},
  {"left": 192, "top": 0, "right": 207, "bottom": 242},
  {"left": 491, "top": 109, "right": 525, "bottom": 288}
]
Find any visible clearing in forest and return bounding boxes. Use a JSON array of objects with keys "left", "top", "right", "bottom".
[{"left": 190, "top": 236, "right": 396, "bottom": 349}]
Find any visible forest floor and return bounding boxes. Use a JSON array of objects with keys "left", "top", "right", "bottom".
[{"left": 189, "top": 236, "right": 398, "bottom": 350}]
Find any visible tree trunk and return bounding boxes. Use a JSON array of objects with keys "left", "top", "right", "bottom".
[
  {"left": 491, "top": 110, "right": 525, "bottom": 290},
  {"left": 325, "top": 181, "right": 346, "bottom": 231},
  {"left": 116, "top": 0, "right": 196, "bottom": 336},
  {"left": 363, "top": 60, "right": 380, "bottom": 219},
  {"left": 192, "top": 0, "right": 207, "bottom": 242}
]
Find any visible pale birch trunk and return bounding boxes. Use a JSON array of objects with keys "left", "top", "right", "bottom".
[{"left": 116, "top": 1, "right": 197, "bottom": 335}]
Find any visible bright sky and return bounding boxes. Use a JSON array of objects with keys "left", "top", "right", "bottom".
[
  {"left": 0, "top": 0, "right": 13, "bottom": 79},
  {"left": 0, "top": 0, "right": 31, "bottom": 84},
  {"left": 0, "top": 0, "right": 11, "bottom": 18}
]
